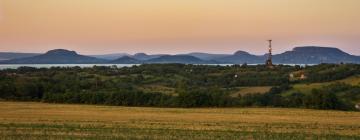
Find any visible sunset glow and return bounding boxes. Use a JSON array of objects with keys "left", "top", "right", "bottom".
[{"left": 0, "top": 0, "right": 359, "bottom": 55}]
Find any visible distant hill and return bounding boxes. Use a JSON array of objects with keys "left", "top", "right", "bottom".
[
  {"left": 110, "top": 56, "right": 142, "bottom": 64},
  {"left": 0, "top": 52, "right": 40, "bottom": 61},
  {"left": 132, "top": 53, "right": 164, "bottom": 61},
  {"left": 273, "top": 46, "right": 360, "bottom": 64},
  {"left": 1, "top": 46, "right": 359, "bottom": 64},
  {"left": 210, "top": 47, "right": 360, "bottom": 64},
  {"left": 0, "top": 49, "right": 106, "bottom": 64},
  {"left": 215, "top": 51, "right": 263, "bottom": 64},
  {"left": 185, "top": 52, "right": 229, "bottom": 60},
  {"left": 90, "top": 53, "right": 130, "bottom": 60},
  {"left": 145, "top": 55, "right": 214, "bottom": 64}
]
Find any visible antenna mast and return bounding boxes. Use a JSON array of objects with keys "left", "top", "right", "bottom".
[
  {"left": 268, "top": 40, "right": 272, "bottom": 60},
  {"left": 266, "top": 40, "right": 274, "bottom": 68}
]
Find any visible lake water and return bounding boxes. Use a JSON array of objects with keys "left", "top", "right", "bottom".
[
  {"left": 0, "top": 63, "right": 313, "bottom": 70},
  {"left": 0, "top": 64, "right": 139, "bottom": 70}
]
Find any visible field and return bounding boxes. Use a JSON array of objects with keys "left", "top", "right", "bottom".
[
  {"left": 284, "top": 75, "right": 360, "bottom": 95},
  {"left": 0, "top": 102, "right": 359, "bottom": 140},
  {"left": 230, "top": 86, "right": 272, "bottom": 97}
]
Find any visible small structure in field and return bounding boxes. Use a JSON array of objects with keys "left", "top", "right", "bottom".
[
  {"left": 5, "top": 73, "right": 17, "bottom": 76},
  {"left": 289, "top": 71, "right": 307, "bottom": 81},
  {"left": 355, "top": 104, "right": 360, "bottom": 110}
]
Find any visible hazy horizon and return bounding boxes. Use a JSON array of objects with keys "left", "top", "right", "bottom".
[
  {"left": 1, "top": 0, "right": 360, "bottom": 55},
  {"left": 0, "top": 46, "right": 359, "bottom": 56}
]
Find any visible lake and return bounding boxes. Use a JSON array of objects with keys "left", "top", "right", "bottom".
[
  {"left": 0, "top": 64, "right": 235, "bottom": 69},
  {"left": 0, "top": 63, "right": 313, "bottom": 70},
  {"left": 0, "top": 64, "right": 139, "bottom": 70}
]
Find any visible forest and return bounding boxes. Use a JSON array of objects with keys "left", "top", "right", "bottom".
[{"left": 0, "top": 64, "right": 359, "bottom": 110}]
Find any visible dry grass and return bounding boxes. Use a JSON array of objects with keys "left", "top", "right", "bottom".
[
  {"left": 0, "top": 101, "right": 359, "bottom": 139},
  {"left": 231, "top": 86, "right": 272, "bottom": 97}
]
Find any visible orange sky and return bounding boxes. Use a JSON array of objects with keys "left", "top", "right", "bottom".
[{"left": 0, "top": 0, "right": 360, "bottom": 55}]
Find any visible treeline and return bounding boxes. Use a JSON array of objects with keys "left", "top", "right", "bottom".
[
  {"left": 41, "top": 88, "right": 236, "bottom": 108},
  {"left": 0, "top": 64, "right": 359, "bottom": 110},
  {"left": 43, "top": 90, "right": 175, "bottom": 107},
  {"left": 305, "top": 64, "right": 360, "bottom": 83},
  {"left": 2, "top": 82, "right": 358, "bottom": 110}
]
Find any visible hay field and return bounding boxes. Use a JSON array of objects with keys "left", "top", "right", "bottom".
[{"left": 0, "top": 101, "right": 359, "bottom": 140}]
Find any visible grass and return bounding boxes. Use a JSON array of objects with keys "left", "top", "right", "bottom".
[
  {"left": 138, "top": 85, "right": 177, "bottom": 96},
  {"left": 0, "top": 101, "right": 359, "bottom": 139},
  {"left": 231, "top": 86, "right": 272, "bottom": 97},
  {"left": 231, "top": 75, "right": 360, "bottom": 97},
  {"left": 137, "top": 84, "right": 272, "bottom": 97},
  {"left": 284, "top": 75, "right": 360, "bottom": 95}
]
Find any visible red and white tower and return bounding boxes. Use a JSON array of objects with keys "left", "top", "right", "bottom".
[{"left": 266, "top": 40, "right": 274, "bottom": 68}]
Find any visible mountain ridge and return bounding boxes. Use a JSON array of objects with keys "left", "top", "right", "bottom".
[
  {"left": 0, "top": 49, "right": 107, "bottom": 64},
  {"left": 110, "top": 56, "right": 142, "bottom": 64},
  {"left": 144, "top": 55, "right": 215, "bottom": 64},
  {"left": 1, "top": 46, "right": 359, "bottom": 64},
  {"left": 0, "top": 52, "right": 40, "bottom": 61}
]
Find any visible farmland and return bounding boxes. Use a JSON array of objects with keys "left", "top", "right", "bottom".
[
  {"left": 284, "top": 75, "right": 360, "bottom": 95},
  {"left": 0, "top": 101, "right": 359, "bottom": 139}
]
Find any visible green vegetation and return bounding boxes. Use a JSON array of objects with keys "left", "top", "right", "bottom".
[
  {"left": 0, "top": 64, "right": 360, "bottom": 110},
  {"left": 285, "top": 75, "right": 360, "bottom": 95},
  {"left": 230, "top": 86, "right": 272, "bottom": 97},
  {"left": 0, "top": 102, "right": 359, "bottom": 140}
]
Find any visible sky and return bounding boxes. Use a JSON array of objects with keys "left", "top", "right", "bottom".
[{"left": 0, "top": 0, "right": 359, "bottom": 55}]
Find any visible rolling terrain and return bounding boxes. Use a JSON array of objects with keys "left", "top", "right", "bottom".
[
  {"left": 0, "top": 63, "right": 360, "bottom": 139},
  {"left": 1, "top": 63, "right": 359, "bottom": 110},
  {"left": 0, "top": 49, "right": 107, "bottom": 64}
]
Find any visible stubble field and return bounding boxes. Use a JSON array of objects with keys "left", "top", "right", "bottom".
[{"left": 0, "top": 101, "right": 359, "bottom": 140}]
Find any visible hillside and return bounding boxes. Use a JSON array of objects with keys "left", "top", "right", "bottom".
[
  {"left": 216, "top": 51, "right": 264, "bottom": 64},
  {"left": 90, "top": 53, "right": 129, "bottom": 60},
  {"left": 1, "top": 46, "right": 359, "bottom": 64},
  {"left": 132, "top": 53, "right": 165, "bottom": 61},
  {"left": 273, "top": 46, "right": 360, "bottom": 64},
  {"left": 212, "top": 46, "right": 360, "bottom": 64},
  {"left": 1, "top": 63, "right": 359, "bottom": 110},
  {"left": 145, "top": 55, "right": 214, "bottom": 64},
  {"left": 0, "top": 52, "right": 40, "bottom": 61},
  {"left": 185, "top": 52, "right": 229, "bottom": 60},
  {"left": 0, "top": 49, "right": 107, "bottom": 64},
  {"left": 110, "top": 56, "right": 142, "bottom": 64},
  {"left": 284, "top": 75, "right": 360, "bottom": 95}
]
